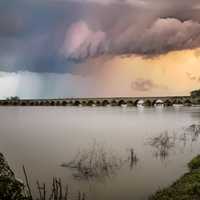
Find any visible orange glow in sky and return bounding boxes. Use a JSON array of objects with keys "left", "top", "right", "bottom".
[{"left": 75, "top": 49, "right": 200, "bottom": 97}]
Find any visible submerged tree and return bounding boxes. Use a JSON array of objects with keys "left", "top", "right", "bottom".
[
  {"left": 147, "top": 132, "right": 175, "bottom": 160},
  {"left": 185, "top": 124, "right": 200, "bottom": 142},
  {"left": 61, "top": 142, "right": 127, "bottom": 180}
]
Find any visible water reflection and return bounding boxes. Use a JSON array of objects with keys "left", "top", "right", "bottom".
[
  {"left": 129, "top": 148, "right": 138, "bottom": 170},
  {"left": 179, "top": 132, "right": 187, "bottom": 147}
]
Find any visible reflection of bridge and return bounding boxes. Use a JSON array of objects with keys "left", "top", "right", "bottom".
[{"left": 1, "top": 96, "right": 200, "bottom": 107}]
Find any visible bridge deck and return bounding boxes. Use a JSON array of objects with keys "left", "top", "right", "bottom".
[{"left": 0, "top": 96, "right": 199, "bottom": 106}]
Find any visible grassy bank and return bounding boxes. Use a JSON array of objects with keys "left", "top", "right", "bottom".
[
  {"left": 150, "top": 155, "right": 200, "bottom": 200},
  {"left": 0, "top": 153, "right": 85, "bottom": 200}
]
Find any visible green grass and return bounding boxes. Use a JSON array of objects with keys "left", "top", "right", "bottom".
[
  {"left": 149, "top": 155, "right": 200, "bottom": 200},
  {"left": 188, "top": 155, "right": 200, "bottom": 170}
]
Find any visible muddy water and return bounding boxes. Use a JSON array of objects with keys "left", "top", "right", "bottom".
[{"left": 0, "top": 106, "right": 200, "bottom": 200}]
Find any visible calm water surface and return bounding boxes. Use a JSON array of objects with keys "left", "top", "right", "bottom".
[{"left": 0, "top": 106, "right": 200, "bottom": 200}]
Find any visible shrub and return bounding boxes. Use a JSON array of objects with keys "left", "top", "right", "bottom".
[{"left": 188, "top": 155, "right": 200, "bottom": 170}]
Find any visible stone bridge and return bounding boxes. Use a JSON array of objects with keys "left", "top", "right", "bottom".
[{"left": 0, "top": 96, "right": 200, "bottom": 107}]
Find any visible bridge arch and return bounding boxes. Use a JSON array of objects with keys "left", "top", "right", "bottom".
[
  {"left": 81, "top": 101, "right": 87, "bottom": 106},
  {"left": 153, "top": 99, "right": 164, "bottom": 106},
  {"left": 133, "top": 99, "right": 140, "bottom": 106},
  {"left": 46, "top": 101, "right": 51, "bottom": 106},
  {"left": 21, "top": 102, "right": 27, "bottom": 106},
  {"left": 39, "top": 101, "right": 44, "bottom": 106},
  {"left": 127, "top": 101, "right": 134, "bottom": 107},
  {"left": 30, "top": 102, "right": 34, "bottom": 106},
  {"left": 144, "top": 99, "right": 152, "bottom": 106},
  {"left": 95, "top": 101, "right": 101, "bottom": 106},
  {"left": 68, "top": 101, "right": 73, "bottom": 106},
  {"left": 35, "top": 101, "right": 40, "bottom": 106},
  {"left": 4, "top": 101, "right": 9, "bottom": 105},
  {"left": 23, "top": 101, "right": 27, "bottom": 106},
  {"left": 87, "top": 100, "right": 95, "bottom": 106},
  {"left": 56, "top": 101, "right": 61, "bottom": 106},
  {"left": 62, "top": 101, "right": 67, "bottom": 106},
  {"left": 184, "top": 99, "right": 192, "bottom": 106},
  {"left": 102, "top": 100, "right": 109, "bottom": 106},
  {"left": 118, "top": 100, "right": 126, "bottom": 106},
  {"left": 74, "top": 100, "right": 81, "bottom": 106},
  {"left": 50, "top": 101, "right": 55, "bottom": 106},
  {"left": 135, "top": 99, "right": 144, "bottom": 106},
  {"left": 12, "top": 101, "right": 18, "bottom": 106},
  {"left": 172, "top": 99, "right": 183, "bottom": 105},
  {"left": 111, "top": 100, "right": 118, "bottom": 106},
  {"left": 164, "top": 99, "right": 173, "bottom": 106}
]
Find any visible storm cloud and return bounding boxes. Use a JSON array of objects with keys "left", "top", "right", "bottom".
[
  {"left": 62, "top": 18, "right": 200, "bottom": 59},
  {"left": 1, "top": 0, "right": 200, "bottom": 72}
]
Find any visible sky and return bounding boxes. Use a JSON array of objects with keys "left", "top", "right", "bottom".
[{"left": 1, "top": 0, "right": 200, "bottom": 99}]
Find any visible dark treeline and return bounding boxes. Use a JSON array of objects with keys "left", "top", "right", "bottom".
[{"left": 191, "top": 89, "right": 200, "bottom": 97}]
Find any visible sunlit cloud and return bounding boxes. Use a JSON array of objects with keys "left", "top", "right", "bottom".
[{"left": 62, "top": 18, "right": 200, "bottom": 60}]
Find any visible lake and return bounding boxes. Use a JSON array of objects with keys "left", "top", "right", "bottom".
[{"left": 0, "top": 106, "right": 200, "bottom": 200}]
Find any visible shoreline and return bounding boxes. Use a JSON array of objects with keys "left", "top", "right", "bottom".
[
  {"left": 150, "top": 155, "right": 200, "bottom": 200},
  {"left": 1, "top": 153, "right": 200, "bottom": 199}
]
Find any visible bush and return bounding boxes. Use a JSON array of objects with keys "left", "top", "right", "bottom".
[
  {"left": 188, "top": 155, "right": 200, "bottom": 170},
  {"left": 191, "top": 90, "right": 200, "bottom": 97},
  {"left": 150, "top": 156, "right": 200, "bottom": 200}
]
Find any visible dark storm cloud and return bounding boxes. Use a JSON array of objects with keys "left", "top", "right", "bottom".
[
  {"left": 59, "top": 0, "right": 200, "bottom": 59},
  {"left": 0, "top": 0, "right": 83, "bottom": 72},
  {"left": 1, "top": 0, "right": 200, "bottom": 72}
]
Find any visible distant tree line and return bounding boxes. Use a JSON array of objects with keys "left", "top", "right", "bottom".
[
  {"left": 6, "top": 96, "right": 20, "bottom": 101},
  {"left": 191, "top": 89, "right": 200, "bottom": 97}
]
